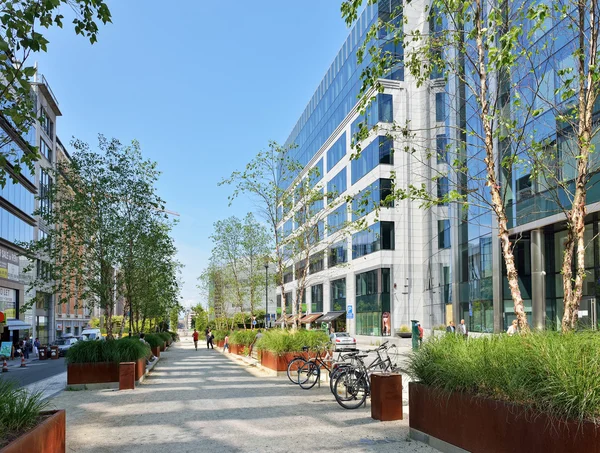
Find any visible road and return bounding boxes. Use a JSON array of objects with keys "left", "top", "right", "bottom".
[{"left": 0, "top": 356, "right": 67, "bottom": 388}]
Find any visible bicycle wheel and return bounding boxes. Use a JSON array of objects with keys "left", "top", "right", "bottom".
[
  {"left": 286, "top": 357, "right": 307, "bottom": 384},
  {"left": 333, "top": 369, "right": 368, "bottom": 409},
  {"left": 386, "top": 344, "right": 400, "bottom": 371},
  {"left": 298, "top": 361, "right": 320, "bottom": 390},
  {"left": 329, "top": 364, "right": 352, "bottom": 394}
]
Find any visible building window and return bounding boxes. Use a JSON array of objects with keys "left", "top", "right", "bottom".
[
  {"left": 352, "top": 221, "right": 395, "bottom": 259},
  {"left": 309, "top": 252, "right": 324, "bottom": 274},
  {"left": 283, "top": 267, "right": 293, "bottom": 284},
  {"left": 438, "top": 220, "right": 451, "bottom": 249},
  {"left": 309, "top": 158, "right": 323, "bottom": 188},
  {"left": 351, "top": 93, "right": 394, "bottom": 143},
  {"left": 352, "top": 178, "right": 394, "bottom": 221},
  {"left": 435, "top": 92, "right": 446, "bottom": 122},
  {"left": 311, "top": 284, "right": 323, "bottom": 313},
  {"left": 283, "top": 219, "right": 294, "bottom": 238},
  {"left": 351, "top": 136, "right": 394, "bottom": 185},
  {"left": 436, "top": 134, "right": 447, "bottom": 163},
  {"left": 40, "top": 139, "right": 52, "bottom": 163},
  {"left": 40, "top": 109, "right": 54, "bottom": 140},
  {"left": 327, "top": 167, "right": 347, "bottom": 202},
  {"left": 437, "top": 176, "right": 449, "bottom": 204},
  {"left": 331, "top": 278, "right": 346, "bottom": 311},
  {"left": 356, "top": 268, "right": 391, "bottom": 336},
  {"left": 327, "top": 203, "right": 347, "bottom": 234},
  {"left": 327, "top": 133, "right": 346, "bottom": 172},
  {"left": 40, "top": 168, "right": 52, "bottom": 215},
  {"left": 329, "top": 241, "right": 348, "bottom": 267}
]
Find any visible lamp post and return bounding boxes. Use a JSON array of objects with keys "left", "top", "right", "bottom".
[{"left": 264, "top": 262, "right": 269, "bottom": 327}]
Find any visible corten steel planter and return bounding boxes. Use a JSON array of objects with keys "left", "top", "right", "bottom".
[
  {"left": 119, "top": 362, "right": 135, "bottom": 390},
  {"left": 151, "top": 346, "right": 160, "bottom": 358},
  {"left": 159, "top": 342, "right": 166, "bottom": 352},
  {"left": 0, "top": 410, "right": 65, "bottom": 453},
  {"left": 409, "top": 382, "right": 600, "bottom": 453},
  {"left": 260, "top": 350, "right": 316, "bottom": 372},
  {"left": 229, "top": 344, "right": 240, "bottom": 355},
  {"left": 67, "top": 362, "right": 119, "bottom": 385},
  {"left": 216, "top": 340, "right": 225, "bottom": 348},
  {"left": 134, "top": 359, "right": 146, "bottom": 381},
  {"left": 371, "top": 373, "right": 403, "bottom": 421}
]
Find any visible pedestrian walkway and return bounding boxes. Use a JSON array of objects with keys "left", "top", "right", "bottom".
[{"left": 48, "top": 338, "right": 437, "bottom": 453}]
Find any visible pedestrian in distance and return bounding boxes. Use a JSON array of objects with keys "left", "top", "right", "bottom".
[
  {"left": 459, "top": 319, "right": 468, "bottom": 339},
  {"left": 507, "top": 320, "right": 519, "bottom": 336},
  {"left": 192, "top": 329, "right": 199, "bottom": 351},
  {"left": 33, "top": 338, "right": 41, "bottom": 357},
  {"left": 446, "top": 321, "right": 456, "bottom": 334},
  {"left": 206, "top": 328, "right": 214, "bottom": 349},
  {"left": 224, "top": 333, "right": 229, "bottom": 353},
  {"left": 418, "top": 323, "right": 424, "bottom": 346}
]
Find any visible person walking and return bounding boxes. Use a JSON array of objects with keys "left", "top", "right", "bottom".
[
  {"left": 507, "top": 320, "right": 519, "bottom": 336},
  {"left": 458, "top": 319, "right": 468, "bottom": 339},
  {"left": 192, "top": 329, "right": 199, "bottom": 351},
  {"left": 34, "top": 338, "right": 41, "bottom": 358},
  {"left": 417, "top": 323, "right": 424, "bottom": 347},
  {"left": 446, "top": 321, "right": 455, "bottom": 334},
  {"left": 206, "top": 328, "right": 214, "bottom": 349},
  {"left": 223, "top": 333, "right": 229, "bottom": 353}
]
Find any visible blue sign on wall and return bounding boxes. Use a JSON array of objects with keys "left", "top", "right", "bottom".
[{"left": 347, "top": 305, "right": 354, "bottom": 319}]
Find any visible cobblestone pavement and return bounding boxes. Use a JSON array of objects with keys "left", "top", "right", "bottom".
[{"left": 49, "top": 339, "right": 437, "bottom": 453}]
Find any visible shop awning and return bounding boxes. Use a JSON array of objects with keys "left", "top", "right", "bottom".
[
  {"left": 300, "top": 313, "right": 323, "bottom": 324},
  {"left": 7, "top": 319, "right": 32, "bottom": 331},
  {"left": 315, "top": 311, "right": 346, "bottom": 323},
  {"left": 274, "top": 315, "right": 288, "bottom": 325}
]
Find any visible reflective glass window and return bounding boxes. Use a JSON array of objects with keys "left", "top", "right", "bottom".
[
  {"left": 327, "top": 133, "right": 347, "bottom": 172},
  {"left": 327, "top": 168, "right": 347, "bottom": 202}
]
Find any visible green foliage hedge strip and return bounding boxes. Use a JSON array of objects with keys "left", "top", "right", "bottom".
[
  {"left": 66, "top": 339, "right": 150, "bottom": 364},
  {"left": 408, "top": 332, "right": 600, "bottom": 424},
  {"left": 255, "top": 329, "right": 330, "bottom": 354}
]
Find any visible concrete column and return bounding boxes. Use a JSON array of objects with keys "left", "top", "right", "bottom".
[
  {"left": 347, "top": 272, "right": 356, "bottom": 335},
  {"left": 531, "top": 229, "right": 546, "bottom": 330}
]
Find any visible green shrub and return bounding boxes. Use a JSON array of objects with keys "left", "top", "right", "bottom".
[
  {"left": 433, "top": 324, "right": 447, "bottom": 331},
  {"left": 229, "top": 330, "right": 257, "bottom": 346},
  {"left": 255, "top": 329, "right": 329, "bottom": 354},
  {"left": 0, "top": 380, "right": 49, "bottom": 445},
  {"left": 66, "top": 339, "right": 150, "bottom": 364},
  {"left": 407, "top": 331, "right": 600, "bottom": 424},
  {"left": 156, "top": 332, "right": 171, "bottom": 344},
  {"left": 168, "top": 331, "right": 179, "bottom": 342},
  {"left": 143, "top": 334, "right": 164, "bottom": 349},
  {"left": 211, "top": 330, "right": 229, "bottom": 341},
  {"left": 399, "top": 325, "right": 411, "bottom": 333}
]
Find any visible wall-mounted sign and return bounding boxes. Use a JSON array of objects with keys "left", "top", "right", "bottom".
[
  {"left": 0, "top": 247, "right": 19, "bottom": 282},
  {"left": 0, "top": 342, "right": 11, "bottom": 357}
]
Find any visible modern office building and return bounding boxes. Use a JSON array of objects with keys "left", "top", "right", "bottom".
[
  {"left": 276, "top": 2, "right": 448, "bottom": 339},
  {"left": 277, "top": 1, "right": 600, "bottom": 338}
]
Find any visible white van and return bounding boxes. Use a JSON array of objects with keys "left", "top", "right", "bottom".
[{"left": 80, "top": 328, "right": 103, "bottom": 341}]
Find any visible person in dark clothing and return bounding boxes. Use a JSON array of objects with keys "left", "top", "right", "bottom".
[{"left": 206, "top": 329, "right": 214, "bottom": 349}]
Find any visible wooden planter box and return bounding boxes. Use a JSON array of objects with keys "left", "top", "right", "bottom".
[
  {"left": 0, "top": 410, "right": 65, "bottom": 453},
  {"left": 260, "top": 350, "right": 315, "bottom": 372},
  {"left": 409, "top": 382, "right": 600, "bottom": 453},
  {"left": 151, "top": 346, "right": 160, "bottom": 358}
]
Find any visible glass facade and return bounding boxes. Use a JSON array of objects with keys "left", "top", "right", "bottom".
[
  {"left": 350, "top": 93, "right": 394, "bottom": 142},
  {"left": 327, "top": 203, "right": 347, "bottom": 234},
  {"left": 311, "top": 284, "right": 323, "bottom": 313},
  {"left": 329, "top": 241, "right": 348, "bottom": 267},
  {"left": 352, "top": 178, "right": 393, "bottom": 221},
  {"left": 331, "top": 278, "right": 346, "bottom": 311},
  {"left": 352, "top": 221, "right": 395, "bottom": 259},
  {"left": 327, "top": 167, "right": 347, "bottom": 201},
  {"left": 0, "top": 180, "right": 34, "bottom": 215},
  {"left": 0, "top": 208, "right": 34, "bottom": 244},
  {"left": 327, "top": 133, "right": 346, "bottom": 171},
  {"left": 351, "top": 136, "right": 394, "bottom": 185},
  {"left": 355, "top": 268, "right": 391, "bottom": 336}
]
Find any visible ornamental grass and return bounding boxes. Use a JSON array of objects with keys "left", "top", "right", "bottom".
[
  {"left": 66, "top": 338, "right": 150, "bottom": 364},
  {"left": 408, "top": 331, "right": 600, "bottom": 424},
  {"left": 254, "top": 329, "right": 329, "bottom": 354}
]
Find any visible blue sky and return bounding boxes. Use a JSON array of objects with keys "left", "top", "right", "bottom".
[{"left": 35, "top": 1, "right": 351, "bottom": 309}]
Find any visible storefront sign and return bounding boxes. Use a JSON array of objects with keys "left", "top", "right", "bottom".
[
  {"left": 0, "top": 247, "right": 19, "bottom": 282},
  {"left": 346, "top": 305, "right": 354, "bottom": 319},
  {"left": 0, "top": 287, "right": 15, "bottom": 314}
]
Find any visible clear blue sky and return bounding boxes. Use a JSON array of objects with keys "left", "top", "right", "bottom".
[{"left": 36, "top": 1, "right": 351, "bottom": 309}]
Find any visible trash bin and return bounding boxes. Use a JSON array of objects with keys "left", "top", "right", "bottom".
[
  {"left": 371, "top": 372, "right": 403, "bottom": 421},
  {"left": 50, "top": 346, "right": 59, "bottom": 360},
  {"left": 38, "top": 347, "right": 48, "bottom": 360}
]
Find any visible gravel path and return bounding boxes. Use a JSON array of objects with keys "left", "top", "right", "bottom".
[{"left": 48, "top": 339, "right": 437, "bottom": 453}]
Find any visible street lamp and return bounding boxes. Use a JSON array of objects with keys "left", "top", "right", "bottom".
[{"left": 264, "top": 261, "right": 269, "bottom": 327}]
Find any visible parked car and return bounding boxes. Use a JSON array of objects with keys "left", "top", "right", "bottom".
[
  {"left": 330, "top": 332, "right": 357, "bottom": 351},
  {"left": 53, "top": 337, "right": 79, "bottom": 356},
  {"left": 80, "top": 328, "right": 103, "bottom": 341}
]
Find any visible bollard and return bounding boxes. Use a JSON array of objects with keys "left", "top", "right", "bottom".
[
  {"left": 119, "top": 362, "right": 135, "bottom": 390},
  {"left": 411, "top": 320, "right": 419, "bottom": 351},
  {"left": 2, "top": 358, "right": 8, "bottom": 372},
  {"left": 20, "top": 355, "right": 26, "bottom": 367}
]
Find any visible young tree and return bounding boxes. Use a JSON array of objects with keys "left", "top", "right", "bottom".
[
  {"left": 0, "top": 0, "right": 111, "bottom": 185},
  {"left": 241, "top": 213, "right": 271, "bottom": 320}
]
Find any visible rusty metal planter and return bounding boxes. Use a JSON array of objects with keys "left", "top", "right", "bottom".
[{"left": 0, "top": 410, "right": 65, "bottom": 453}]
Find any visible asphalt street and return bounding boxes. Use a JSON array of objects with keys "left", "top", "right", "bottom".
[{"left": 0, "top": 356, "right": 67, "bottom": 387}]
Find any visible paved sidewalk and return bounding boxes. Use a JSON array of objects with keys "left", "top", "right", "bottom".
[{"left": 48, "top": 338, "right": 437, "bottom": 453}]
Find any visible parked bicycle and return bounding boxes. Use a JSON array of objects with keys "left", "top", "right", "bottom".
[{"left": 297, "top": 345, "right": 358, "bottom": 392}]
